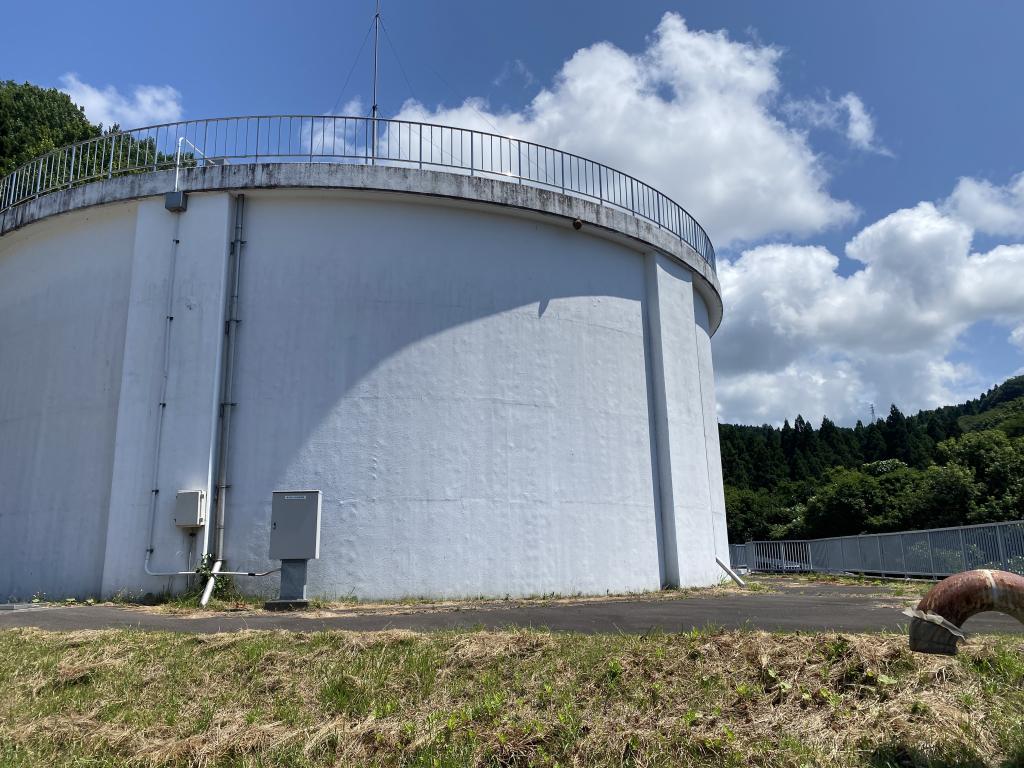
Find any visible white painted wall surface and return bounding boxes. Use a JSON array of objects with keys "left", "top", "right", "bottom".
[
  {"left": 693, "top": 291, "right": 731, "bottom": 566},
  {"left": 223, "top": 192, "right": 664, "bottom": 598},
  {"left": 101, "top": 195, "right": 232, "bottom": 597},
  {"left": 0, "top": 205, "right": 135, "bottom": 599},
  {"left": 0, "top": 181, "right": 728, "bottom": 601},
  {"left": 644, "top": 253, "right": 723, "bottom": 587}
]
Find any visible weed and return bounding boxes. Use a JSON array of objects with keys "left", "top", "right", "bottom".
[{"left": 0, "top": 628, "right": 1019, "bottom": 767}]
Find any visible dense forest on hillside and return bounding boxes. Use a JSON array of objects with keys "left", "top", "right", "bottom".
[{"left": 721, "top": 376, "right": 1024, "bottom": 543}]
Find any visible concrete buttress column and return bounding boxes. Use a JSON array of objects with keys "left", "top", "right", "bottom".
[
  {"left": 645, "top": 252, "right": 725, "bottom": 587},
  {"left": 100, "top": 193, "right": 233, "bottom": 597}
]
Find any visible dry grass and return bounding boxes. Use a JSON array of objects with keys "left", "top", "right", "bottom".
[
  {"left": 0, "top": 626, "right": 1021, "bottom": 767},
  {"left": 770, "top": 573, "right": 936, "bottom": 599},
  {"left": 142, "top": 579, "right": 765, "bottom": 618}
]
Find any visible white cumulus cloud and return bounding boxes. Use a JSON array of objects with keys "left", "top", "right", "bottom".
[
  {"left": 715, "top": 194, "right": 1024, "bottom": 425},
  {"left": 394, "top": 12, "right": 856, "bottom": 247},
  {"left": 784, "top": 92, "right": 890, "bottom": 155},
  {"left": 1011, "top": 325, "right": 1024, "bottom": 352},
  {"left": 59, "top": 73, "right": 182, "bottom": 129},
  {"left": 943, "top": 172, "right": 1024, "bottom": 237}
]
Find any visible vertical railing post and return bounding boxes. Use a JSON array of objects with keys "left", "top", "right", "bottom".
[
  {"left": 996, "top": 523, "right": 1008, "bottom": 570},
  {"left": 470, "top": 131, "right": 474, "bottom": 176},
  {"left": 68, "top": 145, "right": 77, "bottom": 189},
  {"left": 108, "top": 136, "right": 116, "bottom": 179},
  {"left": 959, "top": 528, "right": 969, "bottom": 572},
  {"left": 877, "top": 536, "right": 884, "bottom": 576},
  {"left": 899, "top": 534, "right": 907, "bottom": 578},
  {"left": 927, "top": 531, "right": 937, "bottom": 579}
]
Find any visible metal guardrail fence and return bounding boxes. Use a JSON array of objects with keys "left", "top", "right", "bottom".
[
  {"left": 729, "top": 520, "right": 1024, "bottom": 579},
  {"left": 0, "top": 114, "right": 716, "bottom": 270}
]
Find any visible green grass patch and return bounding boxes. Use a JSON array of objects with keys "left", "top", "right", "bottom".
[{"left": 0, "top": 627, "right": 1020, "bottom": 767}]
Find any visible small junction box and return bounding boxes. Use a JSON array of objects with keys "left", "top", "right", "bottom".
[{"left": 174, "top": 490, "right": 206, "bottom": 528}]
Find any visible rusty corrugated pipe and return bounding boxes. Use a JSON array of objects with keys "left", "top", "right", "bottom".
[{"left": 905, "top": 569, "right": 1024, "bottom": 655}]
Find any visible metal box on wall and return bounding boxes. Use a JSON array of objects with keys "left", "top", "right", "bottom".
[
  {"left": 174, "top": 490, "right": 206, "bottom": 528},
  {"left": 269, "top": 490, "right": 322, "bottom": 560}
]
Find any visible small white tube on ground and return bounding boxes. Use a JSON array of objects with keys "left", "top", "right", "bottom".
[
  {"left": 716, "top": 556, "right": 746, "bottom": 588},
  {"left": 199, "top": 560, "right": 223, "bottom": 606}
]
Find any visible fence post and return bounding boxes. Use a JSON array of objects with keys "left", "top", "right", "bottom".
[
  {"left": 959, "top": 528, "right": 969, "bottom": 572},
  {"left": 807, "top": 540, "right": 814, "bottom": 573},
  {"left": 996, "top": 524, "right": 1009, "bottom": 570},
  {"left": 899, "top": 534, "right": 907, "bottom": 578},
  {"left": 927, "top": 531, "right": 937, "bottom": 579},
  {"left": 108, "top": 136, "right": 116, "bottom": 179},
  {"left": 877, "top": 536, "right": 884, "bottom": 576},
  {"left": 68, "top": 145, "right": 76, "bottom": 189}
]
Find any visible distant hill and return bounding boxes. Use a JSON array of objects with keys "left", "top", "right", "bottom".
[
  {"left": 721, "top": 375, "right": 1024, "bottom": 490},
  {"left": 721, "top": 375, "right": 1024, "bottom": 542}
]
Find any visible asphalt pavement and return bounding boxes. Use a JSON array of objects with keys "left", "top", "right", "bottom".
[{"left": 1, "top": 577, "right": 1021, "bottom": 635}]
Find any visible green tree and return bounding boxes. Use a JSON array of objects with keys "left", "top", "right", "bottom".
[
  {"left": 803, "top": 468, "right": 881, "bottom": 538},
  {"left": 0, "top": 81, "right": 100, "bottom": 176},
  {"left": 910, "top": 463, "right": 979, "bottom": 529},
  {"left": 938, "top": 430, "right": 1024, "bottom": 522},
  {"left": 724, "top": 485, "right": 800, "bottom": 542}
]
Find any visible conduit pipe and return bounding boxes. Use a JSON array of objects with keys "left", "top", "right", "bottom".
[
  {"left": 142, "top": 213, "right": 191, "bottom": 579},
  {"left": 716, "top": 556, "right": 746, "bottom": 588},
  {"left": 212, "top": 194, "right": 245, "bottom": 563},
  {"left": 198, "top": 562, "right": 281, "bottom": 607},
  {"left": 905, "top": 569, "right": 1024, "bottom": 655},
  {"left": 199, "top": 560, "right": 222, "bottom": 606}
]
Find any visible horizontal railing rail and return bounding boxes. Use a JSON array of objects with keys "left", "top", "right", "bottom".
[
  {"left": 0, "top": 114, "right": 716, "bottom": 270},
  {"left": 730, "top": 519, "right": 1024, "bottom": 579}
]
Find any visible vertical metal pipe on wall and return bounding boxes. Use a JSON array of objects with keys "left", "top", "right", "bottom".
[
  {"left": 212, "top": 194, "right": 245, "bottom": 562},
  {"left": 142, "top": 211, "right": 197, "bottom": 581}
]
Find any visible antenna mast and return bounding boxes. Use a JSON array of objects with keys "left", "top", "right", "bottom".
[{"left": 371, "top": 0, "right": 381, "bottom": 162}]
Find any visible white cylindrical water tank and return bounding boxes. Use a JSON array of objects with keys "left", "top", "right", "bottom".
[{"left": 0, "top": 135, "right": 726, "bottom": 601}]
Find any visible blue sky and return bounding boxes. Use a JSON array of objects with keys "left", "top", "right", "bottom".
[{"left": 4, "top": 1, "right": 1023, "bottom": 425}]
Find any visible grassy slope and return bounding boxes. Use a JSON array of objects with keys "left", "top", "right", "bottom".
[{"left": 0, "top": 627, "right": 1021, "bottom": 768}]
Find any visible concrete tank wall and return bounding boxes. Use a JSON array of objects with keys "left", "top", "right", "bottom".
[
  {"left": 0, "top": 172, "right": 727, "bottom": 601},
  {"left": 0, "top": 204, "right": 136, "bottom": 600},
  {"left": 223, "top": 192, "right": 662, "bottom": 598}
]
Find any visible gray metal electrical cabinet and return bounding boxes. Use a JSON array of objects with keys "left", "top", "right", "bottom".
[
  {"left": 174, "top": 490, "right": 206, "bottom": 528},
  {"left": 269, "top": 491, "right": 321, "bottom": 560}
]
